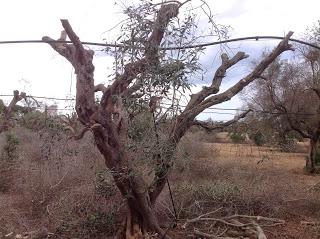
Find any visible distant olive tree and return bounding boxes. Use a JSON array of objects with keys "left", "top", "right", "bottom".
[
  {"left": 245, "top": 44, "right": 320, "bottom": 172},
  {"left": 0, "top": 90, "right": 26, "bottom": 134}
]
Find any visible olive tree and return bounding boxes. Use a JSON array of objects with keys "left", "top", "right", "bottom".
[
  {"left": 42, "top": 1, "right": 293, "bottom": 238},
  {"left": 245, "top": 52, "right": 320, "bottom": 172}
]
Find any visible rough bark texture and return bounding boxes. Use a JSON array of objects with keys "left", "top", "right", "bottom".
[
  {"left": 43, "top": 8, "right": 294, "bottom": 238},
  {"left": 308, "top": 138, "right": 317, "bottom": 173}
]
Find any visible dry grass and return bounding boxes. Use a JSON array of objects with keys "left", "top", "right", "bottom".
[
  {"left": 1, "top": 127, "right": 320, "bottom": 238},
  {"left": 0, "top": 127, "right": 121, "bottom": 238},
  {"left": 169, "top": 134, "right": 320, "bottom": 238}
]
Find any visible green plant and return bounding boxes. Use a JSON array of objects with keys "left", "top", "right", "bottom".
[
  {"left": 0, "top": 133, "right": 19, "bottom": 192},
  {"left": 174, "top": 180, "right": 242, "bottom": 205},
  {"left": 2, "top": 134, "right": 19, "bottom": 160},
  {"left": 251, "top": 132, "right": 266, "bottom": 146},
  {"left": 128, "top": 110, "right": 154, "bottom": 142},
  {"left": 229, "top": 132, "right": 246, "bottom": 144},
  {"left": 95, "top": 170, "right": 117, "bottom": 199},
  {"left": 19, "top": 111, "right": 65, "bottom": 132}
]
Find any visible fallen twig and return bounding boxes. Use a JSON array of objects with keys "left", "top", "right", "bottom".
[
  {"left": 301, "top": 221, "right": 320, "bottom": 226},
  {"left": 222, "top": 214, "right": 285, "bottom": 224},
  {"left": 253, "top": 222, "right": 267, "bottom": 239},
  {"left": 183, "top": 213, "right": 285, "bottom": 238}
]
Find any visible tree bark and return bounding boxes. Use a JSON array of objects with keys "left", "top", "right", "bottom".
[{"left": 307, "top": 137, "right": 318, "bottom": 173}]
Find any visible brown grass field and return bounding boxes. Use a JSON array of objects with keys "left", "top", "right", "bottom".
[{"left": 1, "top": 129, "right": 320, "bottom": 238}]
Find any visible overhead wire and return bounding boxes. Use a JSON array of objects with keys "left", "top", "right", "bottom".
[
  {"left": 0, "top": 35, "right": 319, "bottom": 117},
  {"left": 0, "top": 93, "right": 318, "bottom": 117},
  {"left": 0, "top": 35, "right": 319, "bottom": 50}
]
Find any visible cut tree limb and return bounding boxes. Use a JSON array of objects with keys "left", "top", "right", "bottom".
[
  {"left": 186, "top": 52, "right": 249, "bottom": 111},
  {"left": 192, "top": 109, "right": 252, "bottom": 131},
  {"left": 0, "top": 90, "right": 26, "bottom": 133},
  {"left": 194, "top": 31, "right": 294, "bottom": 116}
]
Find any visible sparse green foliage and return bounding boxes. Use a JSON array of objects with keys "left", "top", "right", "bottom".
[
  {"left": 0, "top": 133, "right": 19, "bottom": 192},
  {"left": 19, "top": 111, "right": 64, "bottom": 132},
  {"left": 251, "top": 132, "right": 266, "bottom": 146},
  {"left": 2, "top": 133, "right": 19, "bottom": 160},
  {"left": 173, "top": 180, "right": 242, "bottom": 211},
  {"left": 95, "top": 170, "right": 117, "bottom": 199},
  {"left": 128, "top": 110, "right": 154, "bottom": 142},
  {"left": 229, "top": 132, "right": 246, "bottom": 144}
]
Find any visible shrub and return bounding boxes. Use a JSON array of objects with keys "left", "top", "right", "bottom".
[
  {"left": 278, "top": 136, "right": 297, "bottom": 152},
  {"left": 2, "top": 134, "right": 19, "bottom": 160},
  {"left": 95, "top": 170, "right": 117, "bottom": 199},
  {"left": 251, "top": 132, "right": 266, "bottom": 146},
  {"left": 19, "top": 111, "right": 64, "bottom": 132},
  {"left": 229, "top": 132, "right": 246, "bottom": 144},
  {"left": 0, "top": 133, "right": 19, "bottom": 192},
  {"left": 175, "top": 132, "right": 213, "bottom": 172},
  {"left": 315, "top": 142, "right": 320, "bottom": 165},
  {"left": 174, "top": 180, "right": 242, "bottom": 203}
]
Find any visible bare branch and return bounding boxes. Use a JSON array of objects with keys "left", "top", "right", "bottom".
[
  {"left": 195, "top": 31, "right": 294, "bottom": 115},
  {"left": 60, "top": 19, "right": 86, "bottom": 64},
  {"left": 43, "top": 19, "right": 96, "bottom": 124},
  {"left": 0, "top": 90, "right": 26, "bottom": 133},
  {"left": 186, "top": 52, "right": 248, "bottom": 111},
  {"left": 94, "top": 83, "right": 107, "bottom": 93},
  {"left": 192, "top": 109, "right": 252, "bottom": 131}
]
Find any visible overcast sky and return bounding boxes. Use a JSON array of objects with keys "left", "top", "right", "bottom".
[{"left": 0, "top": 0, "right": 319, "bottom": 120}]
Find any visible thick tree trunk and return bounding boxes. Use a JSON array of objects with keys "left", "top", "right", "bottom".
[
  {"left": 116, "top": 200, "right": 169, "bottom": 239},
  {"left": 91, "top": 126, "right": 169, "bottom": 239},
  {"left": 306, "top": 138, "right": 318, "bottom": 173}
]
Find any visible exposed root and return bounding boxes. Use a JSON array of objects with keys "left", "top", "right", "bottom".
[{"left": 114, "top": 211, "right": 172, "bottom": 239}]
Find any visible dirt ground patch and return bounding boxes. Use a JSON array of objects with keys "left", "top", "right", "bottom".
[{"left": 169, "top": 142, "right": 320, "bottom": 239}]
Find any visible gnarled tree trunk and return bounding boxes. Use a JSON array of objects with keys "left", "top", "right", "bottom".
[
  {"left": 43, "top": 8, "right": 293, "bottom": 238},
  {"left": 306, "top": 137, "right": 319, "bottom": 173}
]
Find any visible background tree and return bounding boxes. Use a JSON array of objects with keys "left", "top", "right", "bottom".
[
  {"left": 42, "top": 1, "right": 293, "bottom": 238},
  {"left": 244, "top": 45, "right": 320, "bottom": 172},
  {"left": 0, "top": 90, "right": 26, "bottom": 134}
]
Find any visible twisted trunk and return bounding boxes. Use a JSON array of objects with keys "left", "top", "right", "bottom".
[
  {"left": 306, "top": 137, "right": 319, "bottom": 173},
  {"left": 92, "top": 124, "right": 170, "bottom": 239}
]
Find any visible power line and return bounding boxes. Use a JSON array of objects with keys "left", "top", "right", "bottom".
[
  {"left": 0, "top": 94, "right": 75, "bottom": 101},
  {"left": 1, "top": 94, "right": 318, "bottom": 116},
  {"left": 0, "top": 35, "right": 319, "bottom": 50}
]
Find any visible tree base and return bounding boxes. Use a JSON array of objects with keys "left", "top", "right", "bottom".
[{"left": 115, "top": 213, "right": 171, "bottom": 239}]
